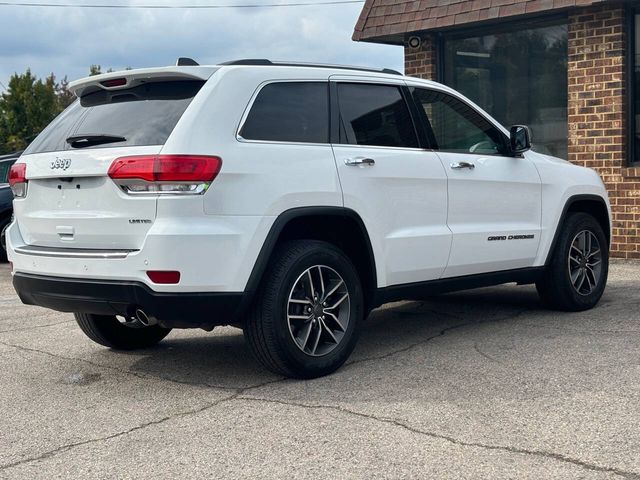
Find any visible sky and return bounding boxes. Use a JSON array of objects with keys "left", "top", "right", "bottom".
[{"left": 0, "top": 1, "right": 403, "bottom": 92}]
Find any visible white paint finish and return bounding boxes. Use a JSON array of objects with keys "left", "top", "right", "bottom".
[
  {"left": 8, "top": 64, "right": 612, "bottom": 298},
  {"left": 162, "top": 67, "right": 343, "bottom": 217},
  {"left": 437, "top": 152, "right": 542, "bottom": 278},
  {"left": 14, "top": 146, "right": 161, "bottom": 250},
  {"left": 332, "top": 144, "right": 451, "bottom": 286},
  {"left": 6, "top": 214, "right": 273, "bottom": 292},
  {"left": 526, "top": 151, "right": 611, "bottom": 266},
  {"left": 68, "top": 66, "right": 219, "bottom": 96}
]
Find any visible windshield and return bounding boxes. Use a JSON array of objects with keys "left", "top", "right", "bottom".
[{"left": 24, "top": 80, "right": 205, "bottom": 154}]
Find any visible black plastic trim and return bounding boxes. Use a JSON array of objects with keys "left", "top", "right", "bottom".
[
  {"left": 329, "top": 81, "right": 340, "bottom": 144},
  {"left": 544, "top": 194, "right": 610, "bottom": 266},
  {"left": 401, "top": 85, "right": 429, "bottom": 149},
  {"left": 626, "top": 6, "right": 638, "bottom": 167},
  {"left": 243, "top": 206, "right": 377, "bottom": 296},
  {"left": 13, "top": 273, "right": 244, "bottom": 329},
  {"left": 219, "top": 59, "right": 402, "bottom": 76},
  {"left": 375, "top": 267, "right": 544, "bottom": 306}
]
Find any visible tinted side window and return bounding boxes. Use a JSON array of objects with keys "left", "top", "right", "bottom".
[
  {"left": 0, "top": 159, "right": 16, "bottom": 184},
  {"left": 413, "top": 88, "right": 507, "bottom": 155},
  {"left": 337, "top": 83, "right": 418, "bottom": 148},
  {"left": 240, "top": 82, "right": 329, "bottom": 143},
  {"left": 25, "top": 80, "right": 205, "bottom": 154}
]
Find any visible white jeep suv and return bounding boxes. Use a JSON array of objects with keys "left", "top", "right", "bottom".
[{"left": 7, "top": 59, "right": 611, "bottom": 378}]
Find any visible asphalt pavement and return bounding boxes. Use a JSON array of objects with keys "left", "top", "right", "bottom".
[{"left": 0, "top": 262, "right": 638, "bottom": 479}]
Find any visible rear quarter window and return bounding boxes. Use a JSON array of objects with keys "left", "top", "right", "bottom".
[
  {"left": 239, "top": 82, "right": 329, "bottom": 144},
  {"left": 24, "top": 80, "right": 205, "bottom": 154}
]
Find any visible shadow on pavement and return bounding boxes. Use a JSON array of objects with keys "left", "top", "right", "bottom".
[{"left": 112, "top": 285, "right": 547, "bottom": 388}]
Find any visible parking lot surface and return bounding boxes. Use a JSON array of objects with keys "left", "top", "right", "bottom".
[{"left": 0, "top": 262, "right": 638, "bottom": 479}]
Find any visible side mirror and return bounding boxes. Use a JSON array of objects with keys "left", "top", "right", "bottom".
[{"left": 509, "top": 125, "right": 531, "bottom": 155}]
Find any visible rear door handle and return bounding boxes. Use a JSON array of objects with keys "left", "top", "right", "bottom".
[
  {"left": 450, "top": 161, "right": 475, "bottom": 170},
  {"left": 345, "top": 157, "right": 375, "bottom": 167}
]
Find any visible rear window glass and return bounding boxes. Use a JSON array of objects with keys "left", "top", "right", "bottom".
[
  {"left": 24, "top": 80, "right": 205, "bottom": 154},
  {"left": 240, "top": 82, "right": 329, "bottom": 144}
]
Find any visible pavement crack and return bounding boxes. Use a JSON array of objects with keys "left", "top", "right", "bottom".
[
  {"left": 347, "top": 320, "right": 475, "bottom": 367},
  {"left": 473, "top": 342, "right": 502, "bottom": 364},
  {"left": 238, "top": 396, "right": 640, "bottom": 479},
  {"left": 0, "top": 377, "right": 287, "bottom": 472},
  {"left": 0, "top": 319, "right": 74, "bottom": 334},
  {"left": 348, "top": 308, "right": 530, "bottom": 368},
  {"left": 343, "top": 308, "right": 531, "bottom": 368}
]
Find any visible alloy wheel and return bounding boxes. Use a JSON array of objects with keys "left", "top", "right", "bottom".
[
  {"left": 567, "top": 230, "right": 602, "bottom": 296},
  {"left": 286, "top": 265, "right": 350, "bottom": 356}
]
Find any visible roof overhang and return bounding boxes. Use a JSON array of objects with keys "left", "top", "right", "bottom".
[{"left": 353, "top": 0, "right": 619, "bottom": 45}]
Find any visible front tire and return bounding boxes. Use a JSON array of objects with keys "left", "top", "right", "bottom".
[
  {"left": 74, "top": 313, "right": 171, "bottom": 350},
  {"left": 244, "top": 240, "right": 364, "bottom": 379},
  {"left": 536, "top": 212, "right": 609, "bottom": 311}
]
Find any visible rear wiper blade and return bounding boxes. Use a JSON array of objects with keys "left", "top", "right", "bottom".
[{"left": 66, "top": 134, "right": 126, "bottom": 148}]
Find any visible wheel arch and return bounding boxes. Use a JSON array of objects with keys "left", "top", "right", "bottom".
[
  {"left": 545, "top": 194, "right": 611, "bottom": 266},
  {"left": 243, "top": 207, "right": 378, "bottom": 311}
]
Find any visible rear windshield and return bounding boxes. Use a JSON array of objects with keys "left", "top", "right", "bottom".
[{"left": 24, "top": 80, "right": 205, "bottom": 154}]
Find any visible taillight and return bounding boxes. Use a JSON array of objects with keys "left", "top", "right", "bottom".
[
  {"left": 147, "top": 270, "right": 181, "bottom": 284},
  {"left": 8, "top": 163, "right": 27, "bottom": 198},
  {"left": 108, "top": 155, "right": 222, "bottom": 195}
]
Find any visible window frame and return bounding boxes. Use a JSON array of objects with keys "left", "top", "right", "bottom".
[
  {"left": 329, "top": 80, "right": 428, "bottom": 150},
  {"left": 236, "top": 79, "right": 331, "bottom": 146},
  {"left": 407, "top": 85, "right": 512, "bottom": 157},
  {"left": 626, "top": 6, "right": 640, "bottom": 167}
]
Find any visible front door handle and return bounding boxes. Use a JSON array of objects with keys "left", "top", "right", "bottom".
[
  {"left": 345, "top": 157, "right": 375, "bottom": 167},
  {"left": 450, "top": 161, "right": 475, "bottom": 170}
]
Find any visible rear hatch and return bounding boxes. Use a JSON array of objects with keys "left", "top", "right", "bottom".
[{"left": 16, "top": 75, "right": 207, "bottom": 250}]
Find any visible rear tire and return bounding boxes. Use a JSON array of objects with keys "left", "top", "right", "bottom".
[
  {"left": 536, "top": 212, "right": 608, "bottom": 311},
  {"left": 244, "top": 240, "right": 363, "bottom": 379},
  {"left": 74, "top": 313, "right": 171, "bottom": 350}
]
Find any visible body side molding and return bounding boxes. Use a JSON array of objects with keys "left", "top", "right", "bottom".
[
  {"left": 374, "top": 267, "right": 545, "bottom": 306},
  {"left": 241, "top": 206, "right": 378, "bottom": 302},
  {"left": 544, "top": 194, "right": 610, "bottom": 266}
]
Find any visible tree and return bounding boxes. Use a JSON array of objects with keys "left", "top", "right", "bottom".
[
  {"left": 89, "top": 65, "right": 114, "bottom": 76},
  {"left": 56, "top": 76, "right": 75, "bottom": 109},
  {"left": 0, "top": 70, "right": 60, "bottom": 154},
  {"left": 0, "top": 65, "right": 126, "bottom": 154}
]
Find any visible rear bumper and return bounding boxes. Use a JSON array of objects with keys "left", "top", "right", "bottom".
[{"left": 13, "top": 272, "right": 245, "bottom": 329}]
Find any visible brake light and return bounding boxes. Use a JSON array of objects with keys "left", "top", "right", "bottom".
[
  {"left": 108, "top": 155, "right": 222, "bottom": 195},
  {"left": 8, "top": 163, "right": 27, "bottom": 198},
  {"left": 101, "top": 78, "right": 127, "bottom": 88},
  {"left": 147, "top": 270, "right": 181, "bottom": 284}
]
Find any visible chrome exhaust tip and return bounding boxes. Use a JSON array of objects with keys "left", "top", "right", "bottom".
[{"left": 135, "top": 309, "right": 158, "bottom": 327}]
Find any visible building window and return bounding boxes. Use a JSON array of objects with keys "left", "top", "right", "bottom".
[
  {"left": 442, "top": 22, "right": 568, "bottom": 159},
  {"left": 631, "top": 11, "right": 640, "bottom": 165}
]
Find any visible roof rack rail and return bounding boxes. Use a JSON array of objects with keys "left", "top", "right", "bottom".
[
  {"left": 219, "top": 59, "right": 402, "bottom": 76},
  {"left": 176, "top": 57, "right": 199, "bottom": 66}
]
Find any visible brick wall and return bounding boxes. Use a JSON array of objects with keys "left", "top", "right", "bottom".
[
  {"left": 404, "top": 34, "right": 438, "bottom": 80},
  {"left": 568, "top": 3, "right": 640, "bottom": 259}
]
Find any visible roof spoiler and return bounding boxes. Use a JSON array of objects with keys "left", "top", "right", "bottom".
[{"left": 68, "top": 65, "right": 216, "bottom": 98}]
